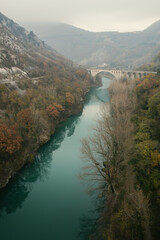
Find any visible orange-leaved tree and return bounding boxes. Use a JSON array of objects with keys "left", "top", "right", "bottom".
[
  {"left": 46, "top": 105, "right": 60, "bottom": 119},
  {"left": 0, "top": 123, "right": 22, "bottom": 154},
  {"left": 53, "top": 103, "right": 64, "bottom": 112}
]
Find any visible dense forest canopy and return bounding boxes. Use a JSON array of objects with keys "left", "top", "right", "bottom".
[
  {"left": 82, "top": 73, "right": 160, "bottom": 240},
  {"left": 0, "top": 12, "right": 98, "bottom": 188}
]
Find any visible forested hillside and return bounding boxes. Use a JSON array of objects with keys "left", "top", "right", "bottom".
[
  {"left": 82, "top": 74, "right": 160, "bottom": 240},
  {"left": 0, "top": 13, "right": 96, "bottom": 188},
  {"left": 139, "top": 51, "right": 160, "bottom": 72}
]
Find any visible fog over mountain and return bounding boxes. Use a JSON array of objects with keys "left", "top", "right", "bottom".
[
  {"left": 24, "top": 20, "right": 160, "bottom": 68},
  {"left": 1, "top": 0, "right": 160, "bottom": 32},
  {"left": 0, "top": 12, "right": 66, "bottom": 71}
]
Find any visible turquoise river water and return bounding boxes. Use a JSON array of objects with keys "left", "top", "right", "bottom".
[{"left": 0, "top": 77, "right": 110, "bottom": 240}]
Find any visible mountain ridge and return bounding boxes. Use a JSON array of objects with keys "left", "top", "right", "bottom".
[
  {"left": 23, "top": 19, "right": 160, "bottom": 68},
  {"left": 0, "top": 12, "right": 65, "bottom": 71}
]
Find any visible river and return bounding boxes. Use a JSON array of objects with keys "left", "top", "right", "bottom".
[{"left": 0, "top": 77, "right": 110, "bottom": 240}]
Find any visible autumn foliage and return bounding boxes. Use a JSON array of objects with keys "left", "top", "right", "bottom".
[
  {"left": 81, "top": 75, "right": 160, "bottom": 239},
  {"left": 76, "top": 88, "right": 83, "bottom": 96},
  {"left": 0, "top": 65, "right": 93, "bottom": 158},
  {"left": 0, "top": 124, "right": 22, "bottom": 154},
  {"left": 53, "top": 103, "right": 64, "bottom": 112},
  {"left": 0, "top": 62, "right": 95, "bottom": 188},
  {"left": 65, "top": 92, "right": 75, "bottom": 105},
  {"left": 17, "top": 108, "right": 33, "bottom": 131},
  {"left": 46, "top": 105, "right": 60, "bottom": 118}
]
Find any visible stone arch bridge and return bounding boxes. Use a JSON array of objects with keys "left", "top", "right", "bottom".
[{"left": 88, "top": 69, "right": 156, "bottom": 80}]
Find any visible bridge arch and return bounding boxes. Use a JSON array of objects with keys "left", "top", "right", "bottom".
[
  {"left": 93, "top": 70, "right": 116, "bottom": 80},
  {"left": 88, "top": 69, "right": 121, "bottom": 80},
  {"left": 88, "top": 68, "right": 157, "bottom": 81}
]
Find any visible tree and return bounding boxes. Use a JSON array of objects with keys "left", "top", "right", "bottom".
[
  {"left": 157, "top": 67, "right": 160, "bottom": 76},
  {"left": 81, "top": 79, "right": 152, "bottom": 240},
  {"left": 76, "top": 88, "right": 83, "bottom": 96},
  {"left": 46, "top": 105, "right": 60, "bottom": 119},
  {"left": 9, "top": 91, "right": 24, "bottom": 112},
  {"left": 53, "top": 103, "right": 64, "bottom": 112},
  {"left": 17, "top": 108, "right": 33, "bottom": 132},
  {"left": 147, "top": 91, "right": 160, "bottom": 118},
  {"left": 65, "top": 92, "right": 75, "bottom": 106},
  {"left": 0, "top": 123, "right": 22, "bottom": 155}
]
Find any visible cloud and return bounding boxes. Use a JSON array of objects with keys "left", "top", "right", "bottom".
[{"left": 1, "top": 0, "right": 160, "bottom": 31}]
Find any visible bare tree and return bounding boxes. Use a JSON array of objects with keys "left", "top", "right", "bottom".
[{"left": 81, "top": 79, "right": 152, "bottom": 240}]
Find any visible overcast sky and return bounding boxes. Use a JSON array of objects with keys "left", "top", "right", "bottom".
[{"left": 1, "top": 0, "right": 160, "bottom": 32}]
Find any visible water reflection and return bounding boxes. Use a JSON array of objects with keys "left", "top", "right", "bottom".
[
  {"left": 78, "top": 195, "right": 106, "bottom": 240},
  {"left": 0, "top": 181, "right": 29, "bottom": 216},
  {"left": 0, "top": 78, "right": 110, "bottom": 240},
  {"left": 0, "top": 86, "right": 102, "bottom": 218},
  {"left": 0, "top": 114, "right": 81, "bottom": 217},
  {"left": 95, "top": 89, "right": 109, "bottom": 102},
  {"left": 78, "top": 78, "right": 110, "bottom": 239},
  {"left": 79, "top": 213, "right": 98, "bottom": 240}
]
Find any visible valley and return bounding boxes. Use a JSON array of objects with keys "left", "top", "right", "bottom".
[
  {"left": 24, "top": 20, "right": 160, "bottom": 68},
  {"left": 0, "top": 11, "right": 160, "bottom": 240}
]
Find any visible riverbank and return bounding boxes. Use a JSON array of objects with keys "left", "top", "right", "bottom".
[
  {"left": 0, "top": 102, "right": 82, "bottom": 188},
  {"left": 0, "top": 66, "right": 102, "bottom": 189},
  {"left": 83, "top": 74, "right": 160, "bottom": 240},
  {"left": 0, "top": 77, "right": 109, "bottom": 240}
]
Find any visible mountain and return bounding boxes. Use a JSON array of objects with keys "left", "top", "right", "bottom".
[
  {"left": 0, "top": 13, "right": 68, "bottom": 72},
  {"left": 24, "top": 20, "right": 160, "bottom": 68},
  {"left": 0, "top": 13, "right": 95, "bottom": 188},
  {"left": 138, "top": 51, "right": 160, "bottom": 72},
  {"left": 143, "top": 20, "right": 160, "bottom": 34}
]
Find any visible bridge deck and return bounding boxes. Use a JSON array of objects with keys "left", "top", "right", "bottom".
[{"left": 88, "top": 68, "right": 157, "bottom": 79}]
